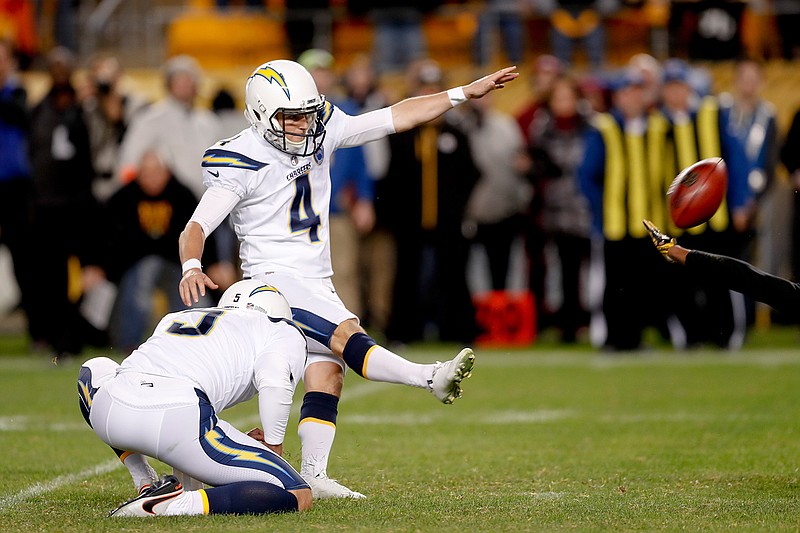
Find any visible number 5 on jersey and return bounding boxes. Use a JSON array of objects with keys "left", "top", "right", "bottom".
[{"left": 289, "top": 174, "right": 321, "bottom": 242}]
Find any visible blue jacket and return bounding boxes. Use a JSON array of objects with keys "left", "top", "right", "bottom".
[
  {"left": 719, "top": 95, "right": 777, "bottom": 197},
  {"left": 329, "top": 98, "right": 375, "bottom": 215},
  {"left": 0, "top": 81, "right": 32, "bottom": 182}
]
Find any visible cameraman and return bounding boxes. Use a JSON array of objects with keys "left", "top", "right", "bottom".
[{"left": 80, "top": 53, "right": 148, "bottom": 202}]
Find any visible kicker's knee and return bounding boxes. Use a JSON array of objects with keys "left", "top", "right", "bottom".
[{"left": 303, "top": 361, "right": 344, "bottom": 395}]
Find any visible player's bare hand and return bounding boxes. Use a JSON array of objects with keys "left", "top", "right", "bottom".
[
  {"left": 247, "top": 427, "right": 266, "bottom": 444},
  {"left": 464, "top": 66, "right": 519, "bottom": 99},
  {"left": 179, "top": 268, "right": 219, "bottom": 306},
  {"left": 248, "top": 427, "right": 283, "bottom": 456}
]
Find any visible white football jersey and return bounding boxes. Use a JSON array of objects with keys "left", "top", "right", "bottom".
[
  {"left": 198, "top": 103, "right": 394, "bottom": 278},
  {"left": 119, "top": 307, "right": 307, "bottom": 415}
]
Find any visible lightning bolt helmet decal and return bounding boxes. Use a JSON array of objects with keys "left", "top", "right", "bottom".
[{"left": 252, "top": 66, "right": 291, "bottom": 100}]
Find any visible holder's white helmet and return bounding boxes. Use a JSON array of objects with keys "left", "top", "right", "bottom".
[
  {"left": 244, "top": 59, "right": 327, "bottom": 156},
  {"left": 78, "top": 356, "right": 120, "bottom": 423},
  {"left": 218, "top": 280, "right": 293, "bottom": 320}
]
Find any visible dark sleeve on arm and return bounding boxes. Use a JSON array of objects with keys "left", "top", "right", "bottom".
[
  {"left": 0, "top": 87, "right": 29, "bottom": 130},
  {"left": 781, "top": 110, "right": 800, "bottom": 174},
  {"left": 685, "top": 250, "right": 800, "bottom": 317}
]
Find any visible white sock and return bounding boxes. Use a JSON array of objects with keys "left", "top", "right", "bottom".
[
  {"left": 363, "top": 345, "right": 435, "bottom": 389},
  {"left": 298, "top": 419, "right": 336, "bottom": 478},
  {"left": 122, "top": 452, "right": 158, "bottom": 492},
  {"left": 173, "top": 468, "right": 204, "bottom": 490},
  {"left": 161, "top": 490, "right": 205, "bottom": 516}
]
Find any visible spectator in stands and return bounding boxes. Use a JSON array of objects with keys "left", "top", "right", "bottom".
[
  {"left": 52, "top": 0, "right": 78, "bottom": 52},
  {"left": 341, "top": 54, "right": 391, "bottom": 178},
  {"left": 533, "top": 0, "right": 619, "bottom": 68},
  {"left": 718, "top": 57, "right": 780, "bottom": 323},
  {"left": 116, "top": 55, "right": 238, "bottom": 293},
  {"left": 211, "top": 87, "right": 248, "bottom": 139},
  {"left": 381, "top": 60, "right": 479, "bottom": 344},
  {"left": 780, "top": 107, "right": 800, "bottom": 281},
  {"left": 99, "top": 151, "right": 221, "bottom": 352},
  {"left": 80, "top": 53, "right": 149, "bottom": 202},
  {"left": 670, "top": 0, "right": 745, "bottom": 61},
  {"left": 774, "top": 0, "right": 800, "bottom": 60},
  {"left": 516, "top": 54, "right": 563, "bottom": 145},
  {"left": 719, "top": 58, "right": 777, "bottom": 204},
  {"left": 117, "top": 55, "right": 221, "bottom": 200},
  {"left": 0, "top": 38, "right": 37, "bottom": 347},
  {"left": 526, "top": 74, "right": 592, "bottom": 343},
  {"left": 461, "top": 92, "right": 531, "bottom": 292},
  {"left": 578, "top": 67, "right": 673, "bottom": 351},
  {"left": 342, "top": 54, "right": 394, "bottom": 335},
  {"left": 28, "top": 46, "right": 97, "bottom": 355},
  {"left": 473, "top": 0, "right": 526, "bottom": 67},
  {"left": 285, "top": 0, "right": 330, "bottom": 60},
  {"left": 576, "top": 72, "right": 608, "bottom": 114},
  {"left": 216, "top": 0, "right": 263, "bottom": 7},
  {"left": 0, "top": 0, "right": 36, "bottom": 68},
  {"left": 661, "top": 58, "right": 753, "bottom": 237},
  {"left": 298, "top": 48, "right": 376, "bottom": 318},
  {"left": 349, "top": 0, "right": 440, "bottom": 74},
  {"left": 297, "top": 48, "right": 343, "bottom": 102},
  {"left": 628, "top": 53, "right": 663, "bottom": 112},
  {"left": 515, "top": 55, "right": 563, "bottom": 334},
  {"left": 658, "top": 58, "right": 753, "bottom": 349}
]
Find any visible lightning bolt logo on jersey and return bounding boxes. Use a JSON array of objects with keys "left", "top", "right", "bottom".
[{"left": 201, "top": 101, "right": 394, "bottom": 279}]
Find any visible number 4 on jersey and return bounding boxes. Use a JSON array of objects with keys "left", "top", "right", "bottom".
[{"left": 290, "top": 174, "right": 321, "bottom": 242}]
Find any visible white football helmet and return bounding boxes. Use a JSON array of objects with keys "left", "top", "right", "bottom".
[
  {"left": 79, "top": 356, "right": 120, "bottom": 389},
  {"left": 218, "top": 280, "right": 293, "bottom": 320},
  {"left": 78, "top": 356, "right": 120, "bottom": 423},
  {"left": 244, "top": 59, "right": 327, "bottom": 156}
]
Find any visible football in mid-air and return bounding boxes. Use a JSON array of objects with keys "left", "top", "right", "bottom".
[{"left": 667, "top": 157, "right": 727, "bottom": 229}]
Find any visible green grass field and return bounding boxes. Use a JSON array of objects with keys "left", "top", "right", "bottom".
[{"left": 1, "top": 330, "right": 799, "bottom": 532}]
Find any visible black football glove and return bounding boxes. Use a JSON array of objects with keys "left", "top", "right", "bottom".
[{"left": 643, "top": 219, "right": 676, "bottom": 263}]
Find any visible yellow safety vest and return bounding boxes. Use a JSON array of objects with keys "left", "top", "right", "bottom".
[
  {"left": 595, "top": 112, "right": 668, "bottom": 241},
  {"left": 595, "top": 100, "right": 729, "bottom": 241},
  {"left": 661, "top": 96, "right": 729, "bottom": 234}
]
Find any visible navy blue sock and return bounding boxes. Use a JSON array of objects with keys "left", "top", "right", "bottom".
[
  {"left": 299, "top": 391, "right": 338, "bottom": 425},
  {"left": 341, "top": 332, "right": 377, "bottom": 377},
  {"left": 204, "top": 481, "right": 298, "bottom": 514}
]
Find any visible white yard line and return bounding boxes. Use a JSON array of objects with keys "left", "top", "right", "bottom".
[
  {"left": 0, "top": 459, "right": 121, "bottom": 512},
  {"left": 5, "top": 345, "right": 797, "bottom": 507},
  {"left": 476, "top": 349, "right": 800, "bottom": 369},
  {"left": 341, "top": 409, "right": 574, "bottom": 426},
  {"left": 0, "top": 380, "right": 387, "bottom": 509}
]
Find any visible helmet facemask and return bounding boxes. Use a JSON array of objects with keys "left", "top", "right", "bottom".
[{"left": 265, "top": 102, "right": 327, "bottom": 156}]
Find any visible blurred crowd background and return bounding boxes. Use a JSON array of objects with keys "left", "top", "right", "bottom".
[{"left": 2, "top": 0, "right": 800, "bottom": 356}]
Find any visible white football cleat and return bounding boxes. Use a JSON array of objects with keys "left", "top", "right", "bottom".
[
  {"left": 108, "top": 475, "right": 184, "bottom": 517},
  {"left": 305, "top": 473, "right": 366, "bottom": 500},
  {"left": 429, "top": 348, "right": 475, "bottom": 404}
]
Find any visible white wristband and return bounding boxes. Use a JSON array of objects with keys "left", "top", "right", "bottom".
[
  {"left": 182, "top": 258, "right": 202, "bottom": 274},
  {"left": 447, "top": 86, "right": 467, "bottom": 107}
]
